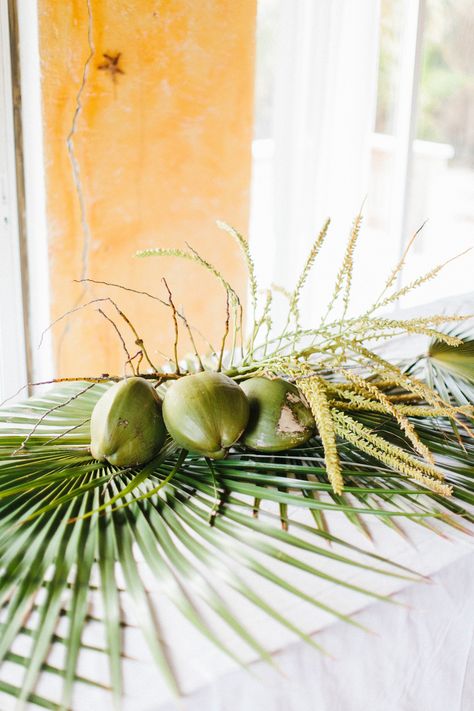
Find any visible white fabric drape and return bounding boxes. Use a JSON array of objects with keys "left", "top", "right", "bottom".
[
  {"left": 251, "top": 0, "right": 382, "bottom": 327},
  {"left": 158, "top": 551, "right": 474, "bottom": 711}
]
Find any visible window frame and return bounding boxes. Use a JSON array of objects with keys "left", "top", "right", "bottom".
[
  {"left": 0, "top": 0, "right": 28, "bottom": 401},
  {"left": 0, "top": 0, "right": 52, "bottom": 400},
  {"left": 388, "top": 0, "right": 426, "bottom": 284},
  {"left": 15, "top": 0, "right": 52, "bottom": 385}
]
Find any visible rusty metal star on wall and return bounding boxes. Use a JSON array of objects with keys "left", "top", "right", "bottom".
[{"left": 98, "top": 53, "right": 125, "bottom": 83}]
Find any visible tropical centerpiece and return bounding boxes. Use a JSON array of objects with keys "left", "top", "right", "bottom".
[{"left": 0, "top": 214, "right": 473, "bottom": 709}]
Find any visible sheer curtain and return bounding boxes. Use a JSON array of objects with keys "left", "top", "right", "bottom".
[
  {"left": 250, "top": 0, "right": 381, "bottom": 329},
  {"left": 250, "top": 0, "right": 474, "bottom": 329}
]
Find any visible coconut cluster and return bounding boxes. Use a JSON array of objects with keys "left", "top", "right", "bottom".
[{"left": 90, "top": 372, "right": 316, "bottom": 466}]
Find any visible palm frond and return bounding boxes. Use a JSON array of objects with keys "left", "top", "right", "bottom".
[
  {"left": 0, "top": 356, "right": 473, "bottom": 708},
  {"left": 407, "top": 323, "right": 474, "bottom": 410}
]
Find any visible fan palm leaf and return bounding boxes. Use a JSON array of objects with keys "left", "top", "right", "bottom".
[
  {"left": 406, "top": 323, "right": 474, "bottom": 408},
  {"left": 0, "top": 350, "right": 473, "bottom": 710}
]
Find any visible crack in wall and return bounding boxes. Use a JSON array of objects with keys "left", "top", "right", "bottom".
[
  {"left": 56, "top": 0, "right": 95, "bottom": 369},
  {"left": 65, "top": 0, "right": 95, "bottom": 283}
]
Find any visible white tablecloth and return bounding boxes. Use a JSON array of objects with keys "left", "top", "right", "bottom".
[
  {"left": 19, "top": 513, "right": 465, "bottom": 711},
  {"left": 159, "top": 551, "right": 474, "bottom": 711}
]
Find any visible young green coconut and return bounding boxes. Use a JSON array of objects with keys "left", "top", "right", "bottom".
[
  {"left": 90, "top": 377, "right": 167, "bottom": 466},
  {"left": 240, "top": 377, "right": 315, "bottom": 452},
  {"left": 162, "top": 371, "right": 249, "bottom": 459}
]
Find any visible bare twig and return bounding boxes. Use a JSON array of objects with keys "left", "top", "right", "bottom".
[
  {"left": 13, "top": 383, "right": 97, "bottom": 454},
  {"left": 0, "top": 377, "right": 108, "bottom": 409},
  {"left": 217, "top": 291, "right": 230, "bottom": 372},
  {"left": 39, "top": 298, "right": 118, "bottom": 349},
  {"left": 39, "top": 295, "right": 159, "bottom": 373},
  {"left": 0, "top": 372, "right": 183, "bottom": 409},
  {"left": 42, "top": 418, "right": 91, "bottom": 446},
  {"left": 179, "top": 307, "right": 204, "bottom": 371},
  {"left": 97, "top": 308, "right": 134, "bottom": 374},
  {"left": 125, "top": 349, "right": 144, "bottom": 374},
  {"left": 74, "top": 277, "right": 169, "bottom": 308},
  {"left": 75, "top": 277, "right": 217, "bottom": 361},
  {"left": 106, "top": 300, "right": 158, "bottom": 374},
  {"left": 162, "top": 278, "right": 180, "bottom": 374}
]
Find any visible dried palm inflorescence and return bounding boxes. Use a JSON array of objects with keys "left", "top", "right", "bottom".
[
  {"left": 16, "top": 214, "right": 471, "bottom": 501},
  {"left": 135, "top": 215, "right": 471, "bottom": 499}
]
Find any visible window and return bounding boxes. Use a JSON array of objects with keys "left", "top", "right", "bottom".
[
  {"left": 250, "top": 0, "right": 474, "bottom": 324},
  {"left": 0, "top": 1, "right": 52, "bottom": 397},
  {"left": 1, "top": 1, "right": 473, "bottom": 397}
]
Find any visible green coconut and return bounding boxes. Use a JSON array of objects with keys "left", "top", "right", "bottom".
[
  {"left": 240, "top": 377, "right": 315, "bottom": 452},
  {"left": 90, "top": 377, "right": 167, "bottom": 466},
  {"left": 162, "top": 371, "right": 249, "bottom": 459}
]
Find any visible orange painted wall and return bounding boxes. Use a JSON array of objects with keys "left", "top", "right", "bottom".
[{"left": 38, "top": 0, "right": 257, "bottom": 377}]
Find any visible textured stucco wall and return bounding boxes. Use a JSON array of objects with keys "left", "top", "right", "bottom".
[{"left": 38, "top": 0, "right": 256, "bottom": 376}]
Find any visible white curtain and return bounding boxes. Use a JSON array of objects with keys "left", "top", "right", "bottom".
[{"left": 250, "top": 0, "right": 382, "bottom": 327}]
